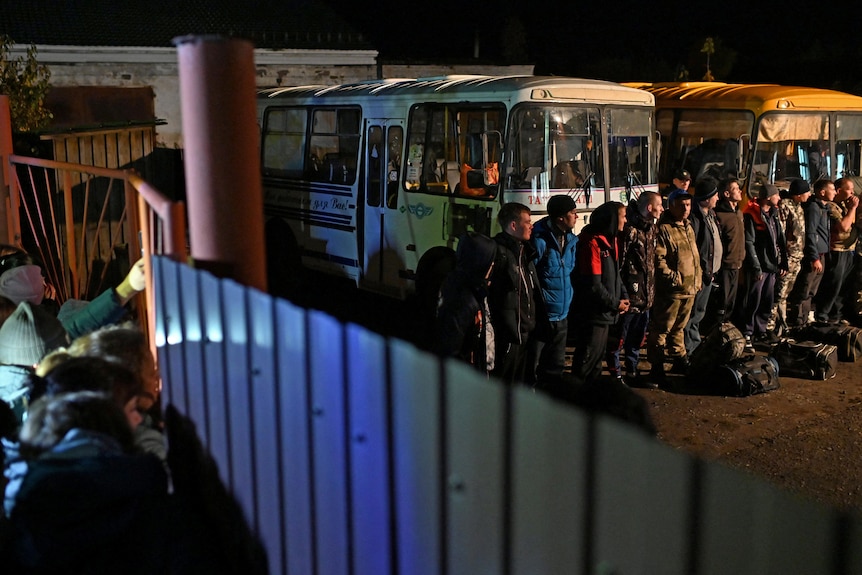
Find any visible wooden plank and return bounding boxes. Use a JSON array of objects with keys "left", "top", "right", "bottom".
[
  {"left": 593, "top": 417, "right": 691, "bottom": 574},
  {"left": 390, "top": 338, "right": 442, "bottom": 575},
  {"left": 699, "top": 462, "right": 833, "bottom": 574},
  {"left": 445, "top": 360, "right": 504, "bottom": 575},
  {"left": 275, "top": 298, "right": 314, "bottom": 575},
  {"left": 345, "top": 323, "right": 392, "bottom": 575},
  {"left": 307, "top": 309, "right": 349, "bottom": 575},
  {"left": 248, "top": 289, "right": 284, "bottom": 575},
  {"left": 220, "top": 279, "right": 256, "bottom": 526},
  {"left": 510, "top": 388, "right": 587, "bottom": 575}
]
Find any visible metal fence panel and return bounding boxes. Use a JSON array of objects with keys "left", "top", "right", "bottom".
[
  {"left": 176, "top": 261, "right": 208, "bottom": 443},
  {"left": 390, "top": 338, "right": 443, "bottom": 575},
  {"left": 593, "top": 417, "right": 692, "bottom": 574},
  {"left": 308, "top": 309, "right": 350, "bottom": 575},
  {"left": 346, "top": 323, "right": 393, "bottom": 575},
  {"left": 275, "top": 299, "right": 314, "bottom": 575},
  {"left": 511, "top": 388, "right": 587, "bottom": 575}
]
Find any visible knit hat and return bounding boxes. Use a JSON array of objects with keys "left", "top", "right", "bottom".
[
  {"left": 758, "top": 183, "right": 780, "bottom": 200},
  {"left": 789, "top": 179, "right": 811, "bottom": 196},
  {"left": 692, "top": 177, "right": 719, "bottom": 202},
  {"left": 0, "top": 301, "right": 68, "bottom": 366},
  {"left": 547, "top": 194, "right": 577, "bottom": 218},
  {"left": 667, "top": 188, "right": 692, "bottom": 205},
  {"left": 0, "top": 265, "right": 45, "bottom": 305}
]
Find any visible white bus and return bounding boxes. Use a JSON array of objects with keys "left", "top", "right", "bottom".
[{"left": 258, "top": 75, "right": 656, "bottom": 302}]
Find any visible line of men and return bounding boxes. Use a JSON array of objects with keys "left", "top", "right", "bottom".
[{"left": 435, "top": 170, "right": 861, "bottom": 392}]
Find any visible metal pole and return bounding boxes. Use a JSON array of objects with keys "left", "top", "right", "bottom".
[
  {"left": 0, "top": 96, "right": 13, "bottom": 244},
  {"left": 174, "top": 35, "right": 267, "bottom": 291}
]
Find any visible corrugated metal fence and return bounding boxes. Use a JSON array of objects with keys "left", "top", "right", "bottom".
[{"left": 153, "top": 255, "right": 862, "bottom": 575}]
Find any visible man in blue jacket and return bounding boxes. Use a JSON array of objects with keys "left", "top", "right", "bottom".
[{"left": 529, "top": 194, "right": 578, "bottom": 386}]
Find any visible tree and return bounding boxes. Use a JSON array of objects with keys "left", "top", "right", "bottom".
[
  {"left": 0, "top": 35, "right": 52, "bottom": 133},
  {"left": 701, "top": 37, "right": 715, "bottom": 82}
]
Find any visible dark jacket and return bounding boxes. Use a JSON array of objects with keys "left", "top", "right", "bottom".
[
  {"left": 619, "top": 200, "right": 657, "bottom": 312},
  {"left": 435, "top": 232, "right": 497, "bottom": 371},
  {"left": 714, "top": 200, "right": 745, "bottom": 269},
  {"left": 572, "top": 228, "right": 627, "bottom": 325},
  {"left": 531, "top": 217, "right": 578, "bottom": 321},
  {"left": 743, "top": 202, "right": 788, "bottom": 274},
  {"left": 489, "top": 232, "right": 541, "bottom": 345},
  {"left": 802, "top": 196, "right": 831, "bottom": 262},
  {"left": 689, "top": 204, "right": 719, "bottom": 285}
]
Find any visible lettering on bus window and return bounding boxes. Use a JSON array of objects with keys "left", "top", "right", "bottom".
[{"left": 262, "top": 107, "right": 307, "bottom": 178}]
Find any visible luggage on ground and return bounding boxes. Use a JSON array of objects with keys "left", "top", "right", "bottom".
[
  {"left": 770, "top": 339, "right": 838, "bottom": 380},
  {"left": 710, "top": 355, "right": 780, "bottom": 397},
  {"left": 688, "top": 321, "right": 746, "bottom": 372},
  {"left": 787, "top": 322, "right": 862, "bottom": 362}
]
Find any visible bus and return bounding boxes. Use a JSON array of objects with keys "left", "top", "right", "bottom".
[
  {"left": 258, "top": 75, "right": 657, "bottom": 303},
  {"left": 625, "top": 82, "right": 862, "bottom": 198}
]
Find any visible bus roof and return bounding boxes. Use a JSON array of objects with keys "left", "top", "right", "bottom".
[
  {"left": 260, "top": 75, "right": 654, "bottom": 106},
  {"left": 624, "top": 81, "right": 862, "bottom": 113}
]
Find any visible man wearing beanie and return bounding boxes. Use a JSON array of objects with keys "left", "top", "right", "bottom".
[
  {"left": 528, "top": 194, "right": 578, "bottom": 386},
  {"left": 741, "top": 184, "right": 788, "bottom": 348},
  {"left": 684, "top": 176, "right": 723, "bottom": 356},
  {"left": 770, "top": 178, "right": 811, "bottom": 334}
]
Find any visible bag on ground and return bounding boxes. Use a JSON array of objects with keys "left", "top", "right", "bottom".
[
  {"left": 711, "top": 355, "right": 780, "bottom": 397},
  {"left": 770, "top": 338, "right": 838, "bottom": 380},
  {"left": 688, "top": 321, "right": 746, "bottom": 372},
  {"left": 787, "top": 322, "right": 862, "bottom": 362}
]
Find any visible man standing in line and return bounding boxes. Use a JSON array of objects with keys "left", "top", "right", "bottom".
[
  {"left": 663, "top": 168, "right": 691, "bottom": 204},
  {"left": 709, "top": 176, "right": 746, "bottom": 329},
  {"left": 646, "top": 189, "right": 701, "bottom": 386},
  {"left": 606, "top": 191, "right": 663, "bottom": 388},
  {"left": 813, "top": 177, "right": 859, "bottom": 323},
  {"left": 770, "top": 179, "right": 811, "bottom": 335},
  {"left": 488, "top": 202, "right": 542, "bottom": 384},
  {"left": 787, "top": 179, "right": 835, "bottom": 327},
  {"left": 684, "top": 176, "right": 723, "bottom": 356},
  {"left": 529, "top": 195, "right": 578, "bottom": 387}
]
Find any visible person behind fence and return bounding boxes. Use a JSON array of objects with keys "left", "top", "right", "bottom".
[
  {"left": 569, "top": 201, "right": 629, "bottom": 386},
  {"left": 435, "top": 231, "right": 497, "bottom": 374},
  {"left": 787, "top": 179, "right": 835, "bottom": 327},
  {"left": 684, "top": 176, "right": 723, "bottom": 355},
  {"left": 606, "top": 191, "right": 663, "bottom": 388},
  {"left": 647, "top": 189, "right": 701, "bottom": 386},
  {"left": 812, "top": 176, "right": 859, "bottom": 324},
  {"left": 528, "top": 194, "right": 578, "bottom": 387},
  {"left": 741, "top": 183, "right": 788, "bottom": 349},
  {"left": 709, "top": 176, "right": 746, "bottom": 330},
  {"left": 770, "top": 179, "right": 811, "bottom": 335},
  {"left": 0, "top": 245, "right": 147, "bottom": 340},
  {"left": 1, "top": 391, "right": 246, "bottom": 574},
  {"left": 488, "top": 203, "right": 542, "bottom": 384}
]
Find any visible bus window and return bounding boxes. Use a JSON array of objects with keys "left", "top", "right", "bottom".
[
  {"left": 836, "top": 113, "right": 862, "bottom": 178},
  {"left": 386, "top": 126, "right": 402, "bottom": 209},
  {"left": 405, "top": 105, "right": 455, "bottom": 193},
  {"left": 262, "top": 107, "right": 307, "bottom": 178},
  {"left": 607, "top": 108, "right": 652, "bottom": 189},
  {"left": 367, "top": 125, "right": 383, "bottom": 207},
  {"left": 753, "top": 112, "right": 830, "bottom": 186},
  {"left": 310, "top": 108, "right": 361, "bottom": 184}
]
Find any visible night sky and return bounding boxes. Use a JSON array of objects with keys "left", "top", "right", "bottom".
[{"left": 334, "top": 0, "right": 862, "bottom": 94}]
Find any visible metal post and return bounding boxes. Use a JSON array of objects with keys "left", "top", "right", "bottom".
[
  {"left": 174, "top": 35, "right": 267, "bottom": 291},
  {"left": 0, "top": 96, "right": 13, "bottom": 244}
]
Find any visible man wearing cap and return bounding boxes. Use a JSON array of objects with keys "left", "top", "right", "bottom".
[
  {"left": 528, "top": 194, "right": 578, "bottom": 386},
  {"left": 812, "top": 177, "right": 859, "bottom": 323},
  {"left": 741, "top": 184, "right": 788, "bottom": 347},
  {"left": 770, "top": 179, "right": 811, "bottom": 334},
  {"left": 710, "top": 176, "right": 746, "bottom": 329},
  {"left": 788, "top": 179, "right": 836, "bottom": 326},
  {"left": 664, "top": 168, "right": 691, "bottom": 204},
  {"left": 646, "top": 189, "right": 701, "bottom": 386},
  {"left": 684, "top": 176, "right": 723, "bottom": 356}
]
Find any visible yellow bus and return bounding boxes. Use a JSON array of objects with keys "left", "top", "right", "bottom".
[
  {"left": 625, "top": 82, "right": 862, "bottom": 197},
  {"left": 259, "top": 76, "right": 656, "bottom": 302}
]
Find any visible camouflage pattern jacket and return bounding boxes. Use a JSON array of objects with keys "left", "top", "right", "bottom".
[
  {"left": 778, "top": 197, "right": 806, "bottom": 262},
  {"left": 655, "top": 213, "right": 702, "bottom": 299}
]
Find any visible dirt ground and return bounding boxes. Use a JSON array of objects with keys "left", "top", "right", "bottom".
[{"left": 631, "top": 354, "right": 862, "bottom": 514}]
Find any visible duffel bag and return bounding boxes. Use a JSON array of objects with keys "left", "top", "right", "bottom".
[
  {"left": 770, "top": 339, "right": 838, "bottom": 380},
  {"left": 712, "top": 355, "right": 781, "bottom": 397},
  {"left": 787, "top": 322, "right": 862, "bottom": 362},
  {"left": 688, "top": 321, "right": 747, "bottom": 373}
]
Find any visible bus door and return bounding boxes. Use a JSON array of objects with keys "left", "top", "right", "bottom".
[{"left": 361, "top": 119, "right": 405, "bottom": 295}]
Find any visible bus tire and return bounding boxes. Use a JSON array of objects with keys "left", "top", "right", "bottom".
[{"left": 265, "top": 217, "right": 302, "bottom": 299}]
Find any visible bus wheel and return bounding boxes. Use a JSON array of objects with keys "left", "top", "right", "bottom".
[
  {"left": 265, "top": 217, "right": 302, "bottom": 299},
  {"left": 414, "top": 247, "right": 456, "bottom": 335}
]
